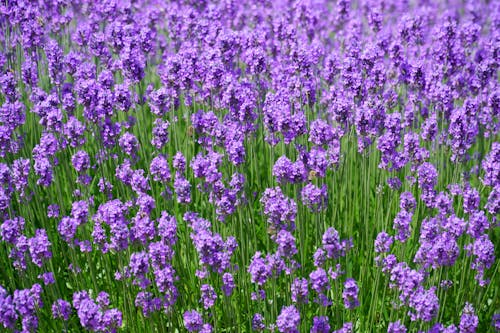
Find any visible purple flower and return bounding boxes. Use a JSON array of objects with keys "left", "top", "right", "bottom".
[
  {"left": 200, "top": 323, "right": 213, "bottom": 333},
  {"left": 309, "top": 268, "right": 330, "bottom": 294},
  {"left": 1, "top": 216, "right": 25, "bottom": 244},
  {"left": 72, "top": 150, "right": 90, "bottom": 173},
  {"left": 119, "top": 132, "right": 139, "bottom": 157},
  {"left": 248, "top": 252, "right": 271, "bottom": 286},
  {"left": 273, "top": 156, "right": 293, "bottom": 183},
  {"left": 463, "top": 187, "right": 480, "bottom": 214},
  {"left": 276, "top": 305, "right": 300, "bottom": 333},
  {"left": 313, "top": 248, "right": 326, "bottom": 267},
  {"left": 482, "top": 143, "right": 500, "bottom": 187},
  {"left": 393, "top": 210, "right": 412, "bottom": 243},
  {"left": 306, "top": 146, "right": 331, "bottom": 178},
  {"left": 414, "top": 231, "right": 459, "bottom": 269},
  {"left": 311, "top": 316, "right": 330, "bottom": 333},
  {"left": 222, "top": 273, "right": 235, "bottom": 297},
  {"left": 131, "top": 170, "right": 150, "bottom": 193},
  {"left": 252, "top": 313, "right": 266, "bottom": 331},
  {"left": 157, "top": 211, "right": 177, "bottom": 244},
  {"left": 459, "top": 303, "right": 478, "bottom": 333},
  {"left": 375, "top": 231, "right": 394, "bottom": 253},
  {"left": 150, "top": 155, "right": 171, "bottom": 182},
  {"left": 333, "top": 322, "right": 353, "bottom": 333},
  {"left": 449, "top": 107, "right": 478, "bottom": 163},
  {"left": 417, "top": 162, "right": 438, "bottom": 190},
  {"left": 134, "top": 292, "right": 161, "bottom": 317},
  {"left": 38, "top": 272, "right": 55, "bottom": 285},
  {"left": 408, "top": 287, "right": 439, "bottom": 322},
  {"left": 291, "top": 278, "right": 309, "bottom": 304},
  {"left": 309, "top": 119, "right": 335, "bottom": 146},
  {"left": 72, "top": 200, "right": 89, "bottom": 224},
  {"left": 467, "top": 211, "right": 490, "bottom": 239},
  {"left": 301, "top": 184, "right": 328, "bottom": 212},
  {"left": 72, "top": 290, "right": 122, "bottom": 332},
  {"left": 184, "top": 310, "right": 203, "bottom": 332},
  {"left": 47, "top": 204, "right": 60, "bottom": 218},
  {"left": 191, "top": 151, "right": 223, "bottom": 184},
  {"left": 173, "top": 152, "right": 186, "bottom": 173},
  {"left": 465, "top": 234, "right": 495, "bottom": 286},
  {"left": 13, "top": 284, "right": 43, "bottom": 332},
  {"left": 399, "top": 192, "right": 416, "bottom": 213},
  {"left": 486, "top": 186, "right": 500, "bottom": 215},
  {"left": 276, "top": 230, "right": 297, "bottom": 258},
  {"left": 342, "top": 278, "right": 359, "bottom": 309},
  {"left": 492, "top": 312, "right": 500, "bottom": 331},
  {"left": 174, "top": 173, "right": 191, "bottom": 204},
  {"left": 151, "top": 119, "right": 170, "bottom": 150},
  {"left": 28, "top": 229, "right": 52, "bottom": 267},
  {"left": 200, "top": 284, "right": 217, "bottom": 309},
  {"left": 52, "top": 299, "right": 72, "bottom": 320},
  {"left": 58, "top": 217, "right": 79, "bottom": 243},
  {"left": 322, "top": 227, "right": 352, "bottom": 259},
  {"left": 0, "top": 287, "right": 17, "bottom": 329},
  {"left": 261, "top": 187, "right": 297, "bottom": 232},
  {"left": 11, "top": 158, "right": 30, "bottom": 194},
  {"left": 388, "top": 320, "right": 407, "bottom": 333}
]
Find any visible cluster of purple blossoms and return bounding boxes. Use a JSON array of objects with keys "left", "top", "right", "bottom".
[
  {"left": 273, "top": 156, "right": 307, "bottom": 184},
  {"left": 183, "top": 310, "right": 212, "bottom": 333},
  {"left": 261, "top": 187, "right": 298, "bottom": 232},
  {"left": 92, "top": 199, "right": 131, "bottom": 253},
  {"left": 51, "top": 299, "right": 72, "bottom": 321},
  {"left": 72, "top": 291, "right": 122, "bottom": 332},
  {"left": 311, "top": 316, "right": 330, "bottom": 333},
  {"left": 185, "top": 212, "right": 237, "bottom": 276},
  {"left": 0, "top": 284, "right": 43, "bottom": 332},
  {"left": 276, "top": 305, "right": 300, "bottom": 333},
  {"left": 301, "top": 183, "right": 328, "bottom": 212},
  {"left": 464, "top": 234, "right": 495, "bottom": 286},
  {"left": 342, "top": 278, "right": 360, "bottom": 310},
  {"left": 417, "top": 162, "right": 439, "bottom": 207}
]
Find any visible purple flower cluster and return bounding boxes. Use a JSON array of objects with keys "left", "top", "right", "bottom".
[
  {"left": 261, "top": 187, "right": 298, "bottom": 232},
  {"left": 0, "top": 284, "right": 43, "bottom": 332},
  {"left": 72, "top": 291, "right": 122, "bottom": 332},
  {"left": 186, "top": 212, "right": 237, "bottom": 275}
]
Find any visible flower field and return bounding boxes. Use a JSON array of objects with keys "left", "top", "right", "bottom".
[{"left": 0, "top": 0, "right": 499, "bottom": 332}]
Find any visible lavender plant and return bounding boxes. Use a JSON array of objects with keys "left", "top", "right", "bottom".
[{"left": 0, "top": 0, "right": 499, "bottom": 332}]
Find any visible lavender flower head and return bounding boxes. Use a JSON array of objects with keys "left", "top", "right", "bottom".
[{"left": 276, "top": 305, "right": 300, "bottom": 333}]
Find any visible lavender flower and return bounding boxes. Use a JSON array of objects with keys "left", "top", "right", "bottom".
[
  {"left": 301, "top": 184, "right": 328, "bottom": 212},
  {"left": 375, "top": 231, "right": 394, "bottom": 253},
  {"left": 342, "top": 278, "right": 359, "bottom": 309},
  {"left": 72, "top": 150, "right": 90, "bottom": 173},
  {"left": 291, "top": 278, "right": 309, "bottom": 304},
  {"left": 261, "top": 187, "right": 297, "bottom": 232},
  {"left": 393, "top": 210, "right": 412, "bottom": 243},
  {"left": 388, "top": 321, "right": 407, "bottom": 333},
  {"left": 184, "top": 310, "right": 203, "bottom": 332},
  {"left": 52, "top": 299, "right": 72, "bottom": 320},
  {"left": 276, "top": 305, "right": 300, "bottom": 333},
  {"left": 28, "top": 229, "right": 52, "bottom": 267},
  {"left": 252, "top": 313, "right": 266, "bottom": 331},
  {"left": 311, "top": 316, "right": 330, "bottom": 333},
  {"left": 222, "top": 273, "right": 235, "bottom": 297},
  {"left": 200, "top": 284, "right": 217, "bottom": 309},
  {"left": 459, "top": 303, "right": 478, "bottom": 333},
  {"left": 408, "top": 287, "right": 439, "bottom": 322},
  {"left": 276, "top": 230, "right": 298, "bottom": 258},
  {"left": 150, "top": 155, "right": 171, "bottom": 182}
]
